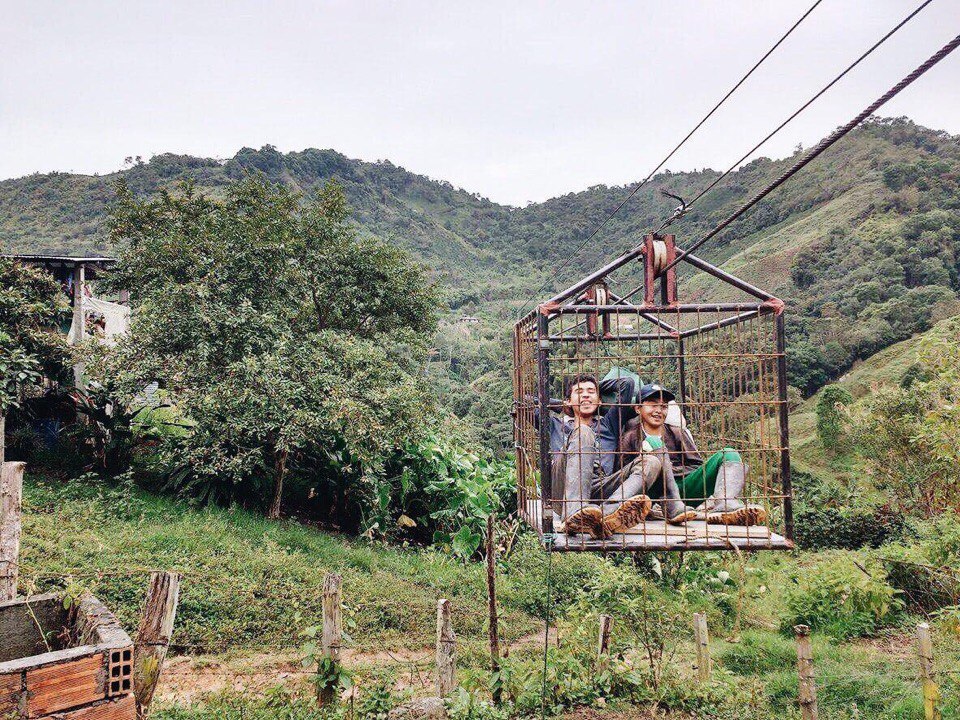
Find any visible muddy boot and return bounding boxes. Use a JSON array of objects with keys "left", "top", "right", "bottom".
[
  {"left": 699, "top": 461, "right": 767, "bottom": 526},
  {"left": 658, "top": 451, "right": 698, "bottom": 525},
  {"left": 602, "top": 495, "right": 652, "bottom": 534},
  {"left": 562, "top": 505, "right": 610, "bottom": 539}
]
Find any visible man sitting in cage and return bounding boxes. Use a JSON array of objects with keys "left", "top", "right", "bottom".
[
  {"left": 619, "top": 384, "right": 768, "bottom": 526},
  {"left": 547, "top": 372, "right": 670, "bottom": 540}
]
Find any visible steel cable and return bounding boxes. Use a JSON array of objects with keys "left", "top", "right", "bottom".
[
  {"left": 514, "top": 0, "right": 825, "bottom": 318},
  {"left": 664, "top": 30, "right": 960, "bottom": 274},
  {"left": 657, "top": 0, "right": 935, "bottom": 232}
]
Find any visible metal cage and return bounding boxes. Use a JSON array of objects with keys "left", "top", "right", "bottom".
[{"left": 513, "top": 235, "right": 793, "bottom": 552}]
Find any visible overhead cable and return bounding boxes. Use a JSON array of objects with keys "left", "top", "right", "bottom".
[
  {"left": 657, "top": 0, "right": 935, "bottom": 232},
  {"left": 664, "top": 30, "right": 960, "bottom": 274},
  {"left": 515, "top": 0, "right": 825, "bottom": 317}
]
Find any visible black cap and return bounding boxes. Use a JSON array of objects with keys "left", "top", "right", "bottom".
[{"left": 638, "top": 383, "right": 675, "bottom": 403}]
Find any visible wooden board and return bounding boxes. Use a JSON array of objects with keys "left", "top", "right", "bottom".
[
  {"left": 548, "top": 515, "right": 790, "bottom": 551},
  {"left": 26, "top": 653, "right": 104, "bottom": 717},
  {"left": 36, "top": 695, "right": 135, "bottom": 720}
]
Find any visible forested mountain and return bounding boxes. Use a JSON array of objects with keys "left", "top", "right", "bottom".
[{"left": 3, "top": 117, "right": 959, "bottom": 410}]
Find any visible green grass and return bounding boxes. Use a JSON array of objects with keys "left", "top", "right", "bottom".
[{"left": 16, "top": 472, "right": 960, "bottom": 719}]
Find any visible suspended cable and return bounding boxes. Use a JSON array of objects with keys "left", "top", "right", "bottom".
[
  {"left": 657, "top": 0, "right": 935, "bottom": 233},
  {"left": 663, "top": 31, "right": 960, "bottom": 274},
  {"left": 514, "top": 0, "right": 825, "bottom": 318}
]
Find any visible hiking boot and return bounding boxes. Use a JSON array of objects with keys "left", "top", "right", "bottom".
[
  {"left": 602, "top": 495, "right": 652, "bottom": 534},
  {"left": 666, "top": 503, "right": 699, "bottom": 525},
  {"left": 562, "top": 506, "right": 610, "bottom": 539},
  {"left": 697, "top": 461, "right": 767, "bottom": 526}
]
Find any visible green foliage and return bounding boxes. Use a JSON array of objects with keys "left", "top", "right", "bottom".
[
  {"left": 794, "top": 505, "right": 905, "bottom": 550},
  {"left": 816, "top": 384, "right": 853, "bottom": 454},
  {"left": 0, "top": 257, "right": 69, "bottom": 415},
  {"left": 853, "top": 319, "right": 960, "bottom": 516},
  {"left": 386, "top": 434, "right": 514, "bottom": 557},
  {"left": 90, "top": 178, "right": 439, "bottom": 516},
  {"left": 782, "top": 553, "right": 902, "bottom": 639}
]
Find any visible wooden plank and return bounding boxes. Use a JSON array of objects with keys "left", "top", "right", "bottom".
[
  {"left": 36, "top": 694, "right": 136, "bottom": 719},
  {"left": 26, "top": 653, "right": 105, "bottom": 717},
  {"left": 0, "top": 670, "right": 23, "bottom": 714}
]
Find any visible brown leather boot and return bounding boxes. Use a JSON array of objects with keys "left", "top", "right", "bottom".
[
  {"left": 603, "top": 495, "right": 652, "bottom": 534},
  {"left": 563, "top": 506, "right": 610, "bottom": 539}
]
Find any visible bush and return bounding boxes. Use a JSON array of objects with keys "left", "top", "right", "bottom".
[
  {"left": 782, "top": 552, "right": 903, "bottom": 639},
  {"left": 816, "top": 384, "right": 853, "bottom": 454},
  {"left": 794, "top": 505, "right": 906, "bottom": 550},
  {"left": 880, "top": 516, "right": 960, "bottom": 612}
]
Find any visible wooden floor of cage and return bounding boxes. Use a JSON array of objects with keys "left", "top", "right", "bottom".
[{"left": 524, "top": 501, "right": 791, "bottom": 551}]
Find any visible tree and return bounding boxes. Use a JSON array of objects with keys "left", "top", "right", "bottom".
[
  {"left": 0, "top": 259, "right": 69, "bottom": 463},
  {"left": 95, "top": 177, "right": 440, "bottom": 517},
  {"left": 815, "top": 385, "right": 853, "bottom": 455}
]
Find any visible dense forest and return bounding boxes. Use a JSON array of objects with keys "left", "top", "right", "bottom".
[{"left": 3, "top": 116, "right": 959, "bottom": 448}]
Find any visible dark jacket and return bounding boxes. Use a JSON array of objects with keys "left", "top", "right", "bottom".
[
  {"left": 619, "top": 418, "right": 703, "bottom": 476},
  {"left": 540, "top": 376, "right": 636, "bottom": 477}
]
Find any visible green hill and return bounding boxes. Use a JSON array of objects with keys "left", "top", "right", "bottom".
[{"left": 4, "top": 117, "right": 960, "bottom": 398}]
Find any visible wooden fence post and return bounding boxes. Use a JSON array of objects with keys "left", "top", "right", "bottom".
[
  {"left": 485, "top": 514, "right": 502, "bottom": 704},
  {"left": 916, "top": 622, "right": 941, "bottom": 720},
  {"left": 133, "top": 571, "right": 181, "bottom": 719},
  {"left": 794, "top": 624, "right": 819, "bottom": 720},
  {"left": 320, "top": 572, "right": 343, "bottom": 705},
  {"left": 597, "top": 614, "right": 612, "bottom": 669},
  {"left": 693, "top": 612, "right": 711, "bottom": 683},
  {"left": 1, "top": 462, "right": 25, "bottom": 602},
  {"left": 436, "top": 598, "right": 457, "bottom": 696}
]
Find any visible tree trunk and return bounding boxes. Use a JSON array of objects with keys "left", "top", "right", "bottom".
[{"left": 269, "top": 448, "right": 288, "bottom": 520}]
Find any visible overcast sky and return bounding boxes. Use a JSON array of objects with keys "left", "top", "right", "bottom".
[{"left": 2, "top": 1, "right": 958, "bottom": 205}]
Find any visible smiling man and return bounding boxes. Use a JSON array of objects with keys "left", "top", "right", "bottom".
[
  {"left": 544, "top": 372, "right": 661, "bottom": 540},
  {"left": 620, "top": 383, "right": 767, "bottom": 526}
]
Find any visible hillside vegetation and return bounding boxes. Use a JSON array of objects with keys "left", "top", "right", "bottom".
[{"left": 4, "top": 118, "right": 960, "bottom": 405}]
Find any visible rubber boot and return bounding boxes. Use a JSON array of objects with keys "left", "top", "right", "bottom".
[{"left": 698, "top": 461, "right": 767, "bottom": 526}]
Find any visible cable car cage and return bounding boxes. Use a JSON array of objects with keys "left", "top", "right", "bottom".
[{"left": 513, "top": 234, "right": 793, "bottom": 552}]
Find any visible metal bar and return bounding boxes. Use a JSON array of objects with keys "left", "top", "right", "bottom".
[
  {"left": 527, "top": 245, "right": 646, "bottom": 319},
  {"left": 680, "top": 310, "right": 762, "bottom": 338},
  {"left": 536, "top": 311, "right": 554, "bottom": 535},
  {"left": 677, "top": 250, "right": 775, "bottom": 301},
  {"left": 678, "top": 336, "right": 688, "bottom": 405},
  {"left": 548, "top": 332, "right": 671, "bottom": 342},
  {"left": 553, "top": 303, "right": 768, "bottom": 314},
  {"left": 775, "top": 313, "right": 794, "bottom": 543}
]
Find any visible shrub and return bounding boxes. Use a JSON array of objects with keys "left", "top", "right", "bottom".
[
  {"left": 782, "top": 553, "right": 902, "bottom": 639},
  {"left": 794, "top": 505, "right": 906, "bottom": 550},
  {"left": 880, "top": 516, "right": 960, "bottom": 612},
  {"left": 816, "top": 384, "right": 853, "bottom": 455}
]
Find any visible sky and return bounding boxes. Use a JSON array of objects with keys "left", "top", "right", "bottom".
[{"left": 1, "top": 0, "right": 959, "bottom": 206}]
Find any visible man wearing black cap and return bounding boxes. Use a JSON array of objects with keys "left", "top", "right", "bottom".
[{"left": 620, "top": 383, "right": 767, "bottom": 526}]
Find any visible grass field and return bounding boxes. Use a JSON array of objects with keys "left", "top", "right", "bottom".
[{"left": 14, "top": 470, "right": 960, "bottom": 719}]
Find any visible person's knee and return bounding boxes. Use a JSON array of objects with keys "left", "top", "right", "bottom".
[
  {"left": 642, "top": 453, "right": 663, "bottom": 478},
  {"left": 721, "top": 447, "right": 742, "bottom": 463}
]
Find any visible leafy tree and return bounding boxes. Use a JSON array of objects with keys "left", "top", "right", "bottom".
[
  {"left": 94, "top": 177, "right": 440, "bottom": 517},
  {"left": 0, "top": 258, "right": 68, "bottom": 462},
  {"left": 854, "top": 320, "right": 960, "bottom": 516},
  {"left": 815, "top": 385, "right": 853, "bottom": 455}
]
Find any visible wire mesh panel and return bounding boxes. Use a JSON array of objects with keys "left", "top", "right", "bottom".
[{"left": 513, "top": 302, "right": 792, "bottom": 552}]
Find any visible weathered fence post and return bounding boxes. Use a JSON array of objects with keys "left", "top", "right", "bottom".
[
  {"left": 794, "top": 624, "right": 819, "bottom": 720},
  {"left": 597, "top": 614, "right": 613, "bottom": 669},
  {"left": 436, "top": 598, "right": 457, "bottom": 696},
  {"left": 916, "top": 622, "right": 941, "bottom": 720},
  {"left": 485, "top": 514, "right": 502, "bottom": 704},
  {"left": 0, "top": 461, "right": 25, "bottom": 602},
  {"left": 320, "top": 572, "right": 343, "bottom": 705},
  {"left": 133, "top": 570, "right": 181, "bottom": 719},
  {"left": 693, "top": 612, "right": 711, "bottom": 683}
]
